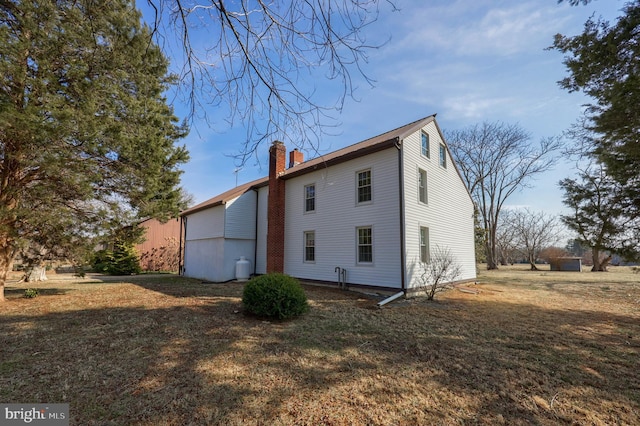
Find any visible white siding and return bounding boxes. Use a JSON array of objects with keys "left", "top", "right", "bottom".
[
  {"left": 185, "top": 205, "right": 225, "bottom": 240},
  {"left": 225, "top": 191, "right": 257, "bottom": 239},
  {"left": 183, "top": 238, "right": 225, "bottom": 281},
  {"left": 402, "top": 122, "right": 477, "bottom": 288},
  {"left": 255, "top": 186, "right": 269, "bottom": 274},
  {"left": 283, "top": 148, "right": 403, "bottom": 288},
  {"left": 184, "top": 192, "right": 259, "bottom": 282}
]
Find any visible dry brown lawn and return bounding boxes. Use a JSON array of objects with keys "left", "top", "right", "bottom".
[{"left": 1, "top": 265, "right": 639, "bottom": 425}]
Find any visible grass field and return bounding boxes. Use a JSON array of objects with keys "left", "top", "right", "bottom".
[{"left": 1, "top": 266, "right": 639, "bottom": 425}]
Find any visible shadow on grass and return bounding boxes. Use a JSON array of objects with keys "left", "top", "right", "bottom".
[
  {"left": 4, "top": 287, "right": 71, "bottom": 298},
  {"left": 1, "top": 280, "right": 639, "bottom": 425}
]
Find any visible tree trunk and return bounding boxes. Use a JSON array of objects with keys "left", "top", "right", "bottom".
[
  {"left": 26, "top": 265, "right": 48, "bottom": 282},
  {"left": 485, "top": 239, "right": 499, "bottom": 270},
  {"left": 591, "top": 249, "right": 612, "bottom": 272},
  {"left": 0, "top": 242, "right": 13, "bottom": 302},
  {"left": 529, "top": 254, "right": 539, "bottom": 271}
]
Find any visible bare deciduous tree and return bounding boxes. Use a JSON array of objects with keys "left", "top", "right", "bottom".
[
  {"left": 147, "top": 0, "right": 395, "bottom": 163},
  {"left": 495, "top": 210, "right": 520, "bottom": 265},
  {"left": 417, "top": 246, "right": 462, "bottom": 301},
  {"left": 506, "top": 208, "right": 562, "bottom": 270},
  {"left": 446, "top": 122, "right": 562, "bottom": 270}
]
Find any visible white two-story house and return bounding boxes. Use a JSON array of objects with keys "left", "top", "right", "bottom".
[{"left": 180, "top": 115, "right": 476, "bottom": 292}]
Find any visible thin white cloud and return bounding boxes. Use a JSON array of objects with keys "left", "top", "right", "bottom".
[
  {"left": 389, "top": 0, "right": 572, "bottom": 58},
  {"left": 443, "top": 94, "right": 516, "bottom": 119}
]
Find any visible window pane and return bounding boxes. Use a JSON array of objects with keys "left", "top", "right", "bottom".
[
  {"left": 357, "top": 170, "right": 372, "bottom": 203},
  {"left": 421, "top": 132, "right": 430, "bottom": 157},
  {"left": 439, "top": 144, "right": 447, "bottom": 168},
  {"left": 359, "top": 246, "right": 373, "bottom": 263},
  {"left": 305, "top": 185, "right": 315, "bottom": 212},
  {"left": 357, "top": 227, "right": 373, "bottom": 263},
  {"left": 305, "top": 247, "right": 315, "bottom": 262},
  {"left": 420, "top": 227, "right": 429, "bottom": 263},
  {"left": 304, "top": 231, "right": 315, "bottom": 262},
  {"left": 419, "top": 169, "right": 427, "bottom": 203},
  {"left": 306, "top": 197, "right": 315, "bottom": 212}
]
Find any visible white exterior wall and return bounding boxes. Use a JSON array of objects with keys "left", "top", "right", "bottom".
[
  {"left": 185, "top": 205, "right": 225, "bottom": 239},
  {"left": 225, "top": 191, "right": 257, "bottom": 239},
  {"left": 183, "top": 238, "right": 225, "bottom": 281},
  {"left": 402, "top": 123, "right": 477, "bottom": 288},
  {"left": 283, "top": 148, "right": 403, "bottom": 288},
  {"left": 255, "top": 186, "right": 269, "bottom": 274},
  {"left": 183, "top": 192, "right": 259, "bottom": 282}
]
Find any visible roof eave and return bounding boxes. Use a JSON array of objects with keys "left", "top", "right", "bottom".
[{"left": 282, "top": 137, "right": 400, "bottom": 180}]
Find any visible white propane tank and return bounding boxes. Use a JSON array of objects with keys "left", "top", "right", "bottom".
[{"left": 235, "top": 256, "right": 251, "bottom": 282}]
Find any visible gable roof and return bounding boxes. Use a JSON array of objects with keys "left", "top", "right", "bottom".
[
  {"left": 181, "top": 114, "right": 460, "bottom": 217},
  {"left": 180, "top": 176, "right": 268, "bottom": 216},
  {"left": 282, "top": 114, "right": 436, "bottom": 179}
]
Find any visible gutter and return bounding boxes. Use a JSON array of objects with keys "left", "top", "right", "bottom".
[
  {"left": 395, "top": 138, "right": 406, "bottom": 291},
  {"left": 252, "top": 188, "right": 259, "bottom": 276},
  {"left": 179, "top": 216, "right": 187, "bottom": 276}
]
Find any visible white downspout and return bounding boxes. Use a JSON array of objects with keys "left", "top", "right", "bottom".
[{"left": 377, "top": 291, "right": 405, "bottom": 308}]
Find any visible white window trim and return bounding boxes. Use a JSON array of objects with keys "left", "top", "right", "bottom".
[
  {"left": 421, "top": 130, "right": 430, "bottom": 159},
  {"left": 356, "top": 225, "right": 374, "bottom": 265},
  {"left": 418, "top": 168, "right": 428, "bottom": 205},
  {"left": 304, "top": 230, "right": 315, "bottom": 263},
  {"left": 356, "top": 168, "right": 373, "bottom": 206},
  {"left": 439, "top": 144, "right": 447, "bottom": 168},
  {"left": 420, "top": 226, "right": 430, "bottom": 263},
  {"left": 304, "top": 183, "right": 316, "bottom": 214}
]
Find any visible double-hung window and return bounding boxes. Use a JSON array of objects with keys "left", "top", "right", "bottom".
[
  {"left": 357, "top": 169, "right": 372, "bottom": 204},
  {"left": 439, "top": 144, "right": 447, "bottom": 168},
  {"left": 421, "top": 131, "right": 430, "bottom": 158},
  {"left": 357, "top": 226, "right": 373, "bottom": 263},
  {"left": 304, "top": 231, "right": 315, "bottom": 262},
  {"left": 418, "top": 169, "right": 428, "bottom": 204},
  {"left": 420, "top": 227, "right": 430, "bottom": 263},
  {"left": 304, "top": 184, "right": 315, "bottom": 213}
]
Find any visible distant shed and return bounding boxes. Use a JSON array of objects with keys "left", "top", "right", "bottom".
[{"left": 550, "top": 257, "right": 582, "bottom": 272}]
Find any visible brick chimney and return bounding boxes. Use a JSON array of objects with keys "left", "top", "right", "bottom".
[
  {"left": 289, "top": 148, "right": 304, "bottom": 168},
  {"left": 267, "top": 141, "right": 286, "bottom": 273}
]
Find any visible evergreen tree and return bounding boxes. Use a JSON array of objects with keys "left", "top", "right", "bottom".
[
  {"left": 552, "top": 2, "right": 640, "bottom": 209},
  {"left": 559, "top": 164, "right": 639, "bottom": 271},
  {"left": 0, "top": 0, "right": 189, "bottom": 300}
]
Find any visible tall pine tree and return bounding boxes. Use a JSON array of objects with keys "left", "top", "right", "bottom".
[{"left": 0, "top": 0, "right": 189, "bottom": 300}]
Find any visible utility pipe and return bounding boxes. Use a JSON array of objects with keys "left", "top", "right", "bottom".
[{"left": 377, "top": 291, "right": 405, "bottom": 308}]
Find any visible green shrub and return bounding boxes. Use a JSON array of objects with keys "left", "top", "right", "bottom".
[
  {"left": 242, "top": 273, "right": 309, "bottom": 319},
  {"left": 92, "top": 242, "right": 141, "bottom": 275},
  {"left": 24, "top": 288, "right": 39, "bottom": 298}
]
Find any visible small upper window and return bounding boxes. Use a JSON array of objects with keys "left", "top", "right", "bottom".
[
  {"left": 304, "top": 184, "right": 315, "bottom": 212},
  {"left": 421, "top": 131, "right": 430, "bottom": 158},
  {"left": 439, "top": 144, "right": 447, "bottom": 168},
  {"left": 357, "top": 169, "right": 372, "bottom": 204},
  {"left": 418, "top": 169, "right": 428, "bottom": 204}
]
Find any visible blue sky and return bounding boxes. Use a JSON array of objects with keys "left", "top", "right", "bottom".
[{"left": 144, "top": 0, "right": 625, "bottom": 215}]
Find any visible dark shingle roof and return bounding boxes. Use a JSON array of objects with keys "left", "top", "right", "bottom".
[
  {"left": 180, "top": 176, "right": 268, "bottom": 216},
  {"left": 181, "top": 114, "right": 438, "bottom": 216}
]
